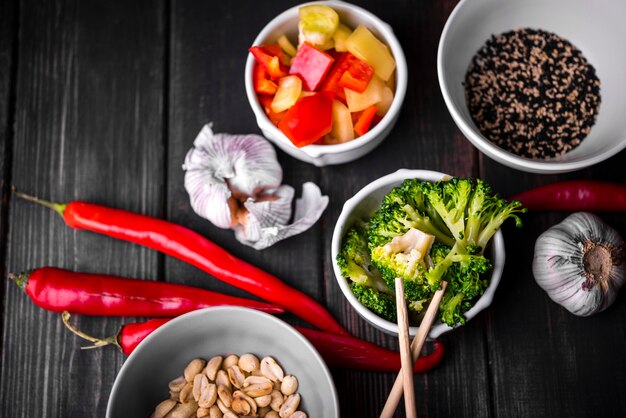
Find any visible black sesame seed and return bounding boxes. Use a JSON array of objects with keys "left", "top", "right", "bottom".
[{"left": 464, "top": 28, "right": 601, "bottom": 159}]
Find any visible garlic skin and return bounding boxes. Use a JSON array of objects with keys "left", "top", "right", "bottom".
[
  {"left": 234, "top": 183, "right": 329, "bottom": 250},
  {"left": 183, "top": 124, "right": 282, "bottom": 229},
  {"left": 533, "top": 212, "right": 625, "bottom": 316}
]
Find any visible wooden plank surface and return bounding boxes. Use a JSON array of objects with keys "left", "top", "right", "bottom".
[
  {"left": 1, "top": 0, "right": 626, "bottom": 417},
  {"left": 481, "top": 156, "right": 626, "bottom": 418},
  {"left": 166, "top": 0, "right": 323, "bottom": 327},
  {"left": 319, "top": 1, "right": 491, "bottom": 416},
  {"left": 1, "top": 0, "right": 165, "bottom": 416}
]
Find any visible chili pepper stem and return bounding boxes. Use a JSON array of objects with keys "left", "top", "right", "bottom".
[
  {"left": 7, "top": 272, "right": 28, "bottom": 290},
  {"left": 11, "top": 186, "right": 67, "bottom": 217},
  {"left": 61, "top": 311, "right": 121, "bottom": 350}
]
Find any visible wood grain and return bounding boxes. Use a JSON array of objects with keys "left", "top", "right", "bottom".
[
  {"left": 0, "top": 0, "right": 165, "bottom": 416},
  {"left": 481, "top": 156, "right": 626, "bottom": 417},
  {"left": 1, "top": 0, "right": 625, "bottom": 417},
  {"left": 166, "top": 0, "right": 323, "bottom": 328}
]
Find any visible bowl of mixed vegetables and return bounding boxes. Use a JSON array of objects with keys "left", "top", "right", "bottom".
[
  {"left": 245, "top": 1, "right": 407, "bottom": 166},
  {"left": 332, "top": 169, "right": 524, "bottom": 338}
]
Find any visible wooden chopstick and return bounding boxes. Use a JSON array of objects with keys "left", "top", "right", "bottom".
[
  {"left": 394, "top": 277, "right": 417, "bottom": 418},
  {"left": 380, "top": 281, "right": 448, "bottom": 418}
]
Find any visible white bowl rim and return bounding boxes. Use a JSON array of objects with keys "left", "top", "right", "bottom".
[
  {"left": 106, "top": 306, "right": 339, "bottom": 417},
  {"left": 436, "top": 0, "right": 626, "bottom": 173},
  {"left": 244, "top": 0, "right": 408, "bottom": 160},
  {"left": 331, "top": 169, "right": 505, "bottom": 339}
]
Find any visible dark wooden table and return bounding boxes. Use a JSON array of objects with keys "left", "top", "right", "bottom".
[{"left": 2, "top": 0, "right": 625, "bottom": 417}]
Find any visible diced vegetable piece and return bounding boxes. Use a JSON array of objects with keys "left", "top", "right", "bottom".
[
  {"left": 271, "top": 75, "right": 302, "bottom": 113},
  {"left": 249, "top": 45, "right": 289, "bottom": 80},
  {"left": 316, "top": 38, "right": 335, "bottom": 51},
  {"left": 333, "top": 23, "right": 353, "bottom": 52},
  {"left": 321, "top": 52, "right": 372, "bottom": 98},
  {"left": 354, "top": 105, "right": 378, "bottom": 136},
  {"left": 338, "top": 57, "right": 374, "bottom": 93},
  {"left": 278, "top": 92, "right": 333, "bottom": 147},
  {"left": 258, "top": 95, "right": 286, "bottom": 125},
  {"left": 299, "top": 90, "right": 316, "bottom": 99},
  {"left": 253, "top": 64, "right": 278, "bottom": 95},
  {"left": 376, "top": 86, "right": 394, "bottom": 116},
  {"left": 289, "top": 42, "right": 335, "bottom": 91},
  {"left": 261, "top": 43, "right": 289, "bottom": 66},
  {"left": 345, "top": 75, "right": 384, "bottom": 112},
  {"left": 386, "top": 74, "right": 395, "bottom": 91},
  {"left": 328, "top": 99, "right": 354, "bottom": 143},
  {"left": 345, "top": 25, "right": 396, "bottom": 81},
  {"left": 278, "top": 35, "right": 297, "bottom": 57},
  {"left": 298, "top": 5, "right": 339, "bottom": 46},
  {"left": 320, "top": 52, "right": 351, "bottom": 96}
]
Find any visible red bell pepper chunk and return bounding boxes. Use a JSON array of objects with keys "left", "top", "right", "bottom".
[
  {"left": 252, "top": 64, "right": 278, "bottom": 95},
  {"left": 289, "top": 42, "right": 334, "bottom": 91},
  {"left": 339, "top": 57, "right": 374, "bottom": 93},
  {"left": 278, "top": 92, "right": 333, "bottom": 147},
  {"left": 321, "top": 52, "right": 350, "bottom": 95},
  {"left": 249, "top": 45, "right": 289, "bottom": 80},
  {"left": 321, "top": 51, "right": 373, "bottom": 100},
  {"left": 354, "top": 105, "right": 378, "bottom": 136},
  {"left": 262, "top": 43, "right": 289, "bottom": 66},
  {"left": 258, "top": 95, "right": 286, "bottom": 125}
]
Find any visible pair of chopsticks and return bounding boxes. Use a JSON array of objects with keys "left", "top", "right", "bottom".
[{"left": 380, "top": 279, "right": 448, "bottom": 418}]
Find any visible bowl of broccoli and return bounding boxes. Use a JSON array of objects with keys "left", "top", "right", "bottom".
[{"left": 331, "top": 169, "right": 524, "bottom": 338}]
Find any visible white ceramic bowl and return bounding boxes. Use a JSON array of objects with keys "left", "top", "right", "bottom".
[
  {"left": 107, "top": 307, "right": 339, "bottom": 418},
  {"left": 245, "top": 0, "right": 407, "bottom": 166},
  {"left": 331, "top": 169, "right": 505, "bottom": 339},
  {"left": 438, "top": 0, "right": 626, "bottom": 174}
]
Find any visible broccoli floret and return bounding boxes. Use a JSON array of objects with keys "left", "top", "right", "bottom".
[
  {"left": 368, "top": 180, "right": 454, "bottom": 248},
  {"left": 337, "top": 221, "right": 389, "bottom": 292},
  {"left": 341, "top": 177, "right": 523, "bottom": 328},
  {"left": 462, "top": 179, "right": 526, "bottom": 253},
  {"left": 434, "top": 246, "right": 493, "bottom": 326},
  {"left": 370, "top": 227, "right": 437, "bottom": 307},
  {"left": 426, "top": 178, "right": 474, "bottom": 243},
  {"left": 350, "top": 282, "right": 397, "bottom": 322}
]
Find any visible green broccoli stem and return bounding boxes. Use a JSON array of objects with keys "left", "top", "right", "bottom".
[
  {"left": 425, "top": 243, "right": 460, "bottom": 289},
  {"left": 403, "top": 205, "right": 454, "bottom": 247},
  {"left": 476, "top": 201, "right": 526, "bottom": 250}
]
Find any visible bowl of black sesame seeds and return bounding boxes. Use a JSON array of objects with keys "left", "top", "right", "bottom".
[{"left": 437, "top": 0, "right": 626, "bottom": 173}]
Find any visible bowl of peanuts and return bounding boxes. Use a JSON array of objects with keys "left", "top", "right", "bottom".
[{"left": 106, "top": 306, "right": 339, "bottom": 418}]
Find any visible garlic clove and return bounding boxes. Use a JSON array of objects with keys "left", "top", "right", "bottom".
[
  {"left": 234, "top": 183, "right": 329, "bottom": 250},
  {"left": 183, "top": 124, "right": 283, "bottom": 229}
]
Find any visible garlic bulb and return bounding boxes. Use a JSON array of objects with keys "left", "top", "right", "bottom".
[
  {"left": 183, "top": 124, "right": 282, "bottom": 229},
  {"left": 183, "top": 124, "right": 328, "bottom": 250},
  {"left": 533, "top": 212, "right": 625, "bottom": 316}
]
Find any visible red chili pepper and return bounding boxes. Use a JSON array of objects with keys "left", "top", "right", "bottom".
[
  {"left": 62, "top": 314, "right": 444, "bottom": 372},
  {"left": 249, "top": 45, "right": 289, "bottom": 80},
  {"left": 288, "top": 42, "right": 334, "bottom": 91},
  {"left": 9, "top": 267, "right": 284, "bottom": 316},
  {"left": 278, "top": 92, "right": 333, "bottom": 147},
  {"left": 252, "top": 64, "right": 278, "bottom": 95},
  {"left": 294, "top": 327, "right": 445, "bottom": 373},
  {"left": 14, "top": 190, "right": 348, "bottom": 336},
  {"left": 62, "top": 312, "right": 172, "bottom": 355},
  {"left": 509, "top": 180, "right": 626, "bottom": 212},
  {"left": 353, "top": 105, "right": 379, "bottom": 137}
]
